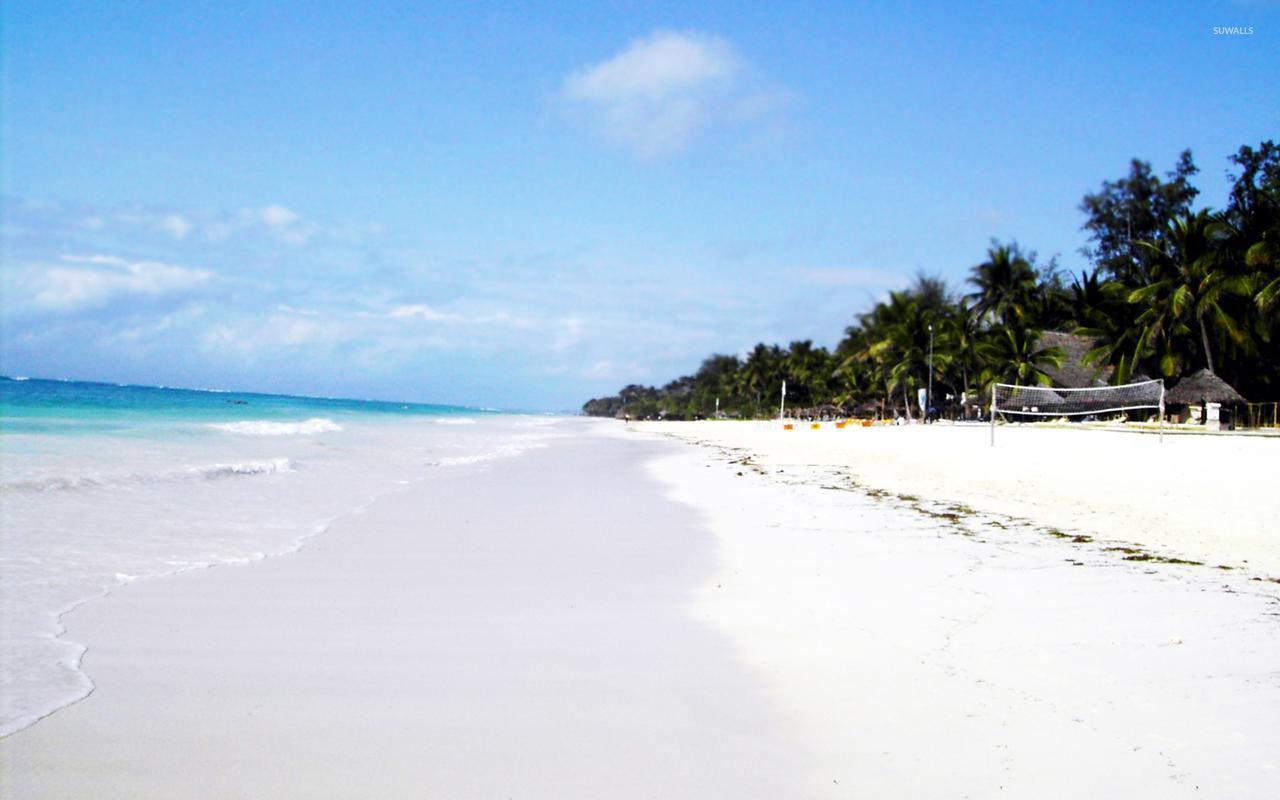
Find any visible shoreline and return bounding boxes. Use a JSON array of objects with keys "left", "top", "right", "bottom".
[
  {"left": 4, "top": 420, "right": 1279, "bottom": 796},
  {"left": 0, "top": 425, "right": 813, "bottom": 798}
]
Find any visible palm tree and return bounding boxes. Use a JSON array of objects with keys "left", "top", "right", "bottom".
[
  {"left": 862, "top": 289, "right": 938, "bottom": 419},
  {"left": 1253, "top": 243, "right": 1280, "bottom": 311},
  {"left": 784, "top": 340, "right": 832, "bottom": 408},
  {"left": 1069, "top": 269, "right": 1145, "bottom": 384},
  {"left": 691, "top": 354, "right": 741, "bottom": 417},
  {"left": 976, "top": 326, "right": 1065, "bottom": 388},
  {"left": 738, "top": 343, "right": 785, "bottom": 417},
  {"left": 968, "top": 242, "right": 1040, "bottom": 326},
  {"left": 832, "top": 324, "right": 878, "bottom": 411},
  {"left": 936, "top": 298, "right": 982, "bottom": 403},
  {"left": 1131, "top": 210, "right": 1251, "bottom": 376}
]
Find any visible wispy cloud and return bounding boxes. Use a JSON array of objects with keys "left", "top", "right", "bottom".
[
  {"left": 552, "top": 316, "right": 584, "bottom": 352},
  {"left": 161, "top": 214, "right": 193, "bottom": 239},
  {"left": 31, "top": 254, "right": 212, "bottom": 313},
  {"left": 560, "top": 30, "right": 784, "bottom": 158},
  {"left": 377, "top": 303, "right": 514, "bottom": 326},
  {"left": 202, "top": 204, "right": 316, "bottom": 244}
]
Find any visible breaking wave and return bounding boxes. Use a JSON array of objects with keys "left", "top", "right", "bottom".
[
  {"left": 3, "top": 459, "right": 296, "bottom": 493},
  {"left": 210, "top": 418, "right": 342, "bottom": 436}
]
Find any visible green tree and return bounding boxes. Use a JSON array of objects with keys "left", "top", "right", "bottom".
[
  {"left": 935, "top": 297, "right": 982, "bottom": 401},
  {"left": 738, "top": 343, "right": 785, "bottom": 417},
  {"left": 976, "top": 327, "right": 1065, "bottom": 388},
  {"left": 783, "top": 340, "right": 833, "bottom": 408},
  {"left": 1070, "top": 269, "right": 1145, "bottom": 383},
  {"left": 968, "top": 242, "right": 1040, "bottom": 326},
  {"left": 1131, "top": 210, "right": 1251, "bottom": 377},
  {"left": 1080, "top": 150, "right": 1199, "bottom": 285}
]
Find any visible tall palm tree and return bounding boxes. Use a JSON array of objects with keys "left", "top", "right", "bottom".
[
  {"left": 976, "top": 327, "right": 1065, "bottom": 388},
  {"left": 784, "top": 340, "right": 832, "bottom": 408},
  {"left": 936, "top": 298, "right": 982, "bottom": 402},
  {"left": 832, "top": 323, "right": 879, "bottom": 410},
  {"left": 863, "top": 289, "right": 938, "bottom": 419},
  {"left": 1249, "top": 238, "right": 1280, "bottom": 311},
  {"left": 968, "top": 242, "right": 1040, "bottom": 326},
  {"left": 738, "top": 343, "right": 785, "bottom": 417},
  {"left": 1069, "top": 269, "right": 1145, "bottom": 384},
  {"left": 1131, "top": 209, "right": 1251, "bottom": 376}
]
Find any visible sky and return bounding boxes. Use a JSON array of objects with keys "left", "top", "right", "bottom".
[{"left": 2, "top": 1, "right": 1277, "bottom": 411}]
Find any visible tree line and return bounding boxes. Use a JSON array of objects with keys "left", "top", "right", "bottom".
[{"left": 582, "top": 141, "right": 1280, "bottom": 420}]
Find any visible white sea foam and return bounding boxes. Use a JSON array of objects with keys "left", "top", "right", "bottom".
[
  {"left": 0, "top": 411, "right": 559, "bottom": 738},
  {"left": 428, "top": 441, "right": 547, "bottom": 466},
  {"left": 189, "top": 458, "right": 296, "bottom": 480},
  {"left": 433, "top": 417, "right": 477, "bottom": 426},
  {"left": 3, "top": 459, "right": 295, "bottom": 493},
  {"left": 210, "top": 417, "right": 342, "bottom": 436}
]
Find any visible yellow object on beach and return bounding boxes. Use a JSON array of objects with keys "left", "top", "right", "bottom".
[{"left": 810, "top": 423, "right": 821, "bottom": 430}]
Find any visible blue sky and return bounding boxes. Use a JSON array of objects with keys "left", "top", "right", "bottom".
[{"left": 2, "top": 2, "right": 1276, "bottom": 410}]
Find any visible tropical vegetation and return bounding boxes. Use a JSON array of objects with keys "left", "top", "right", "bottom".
[{"left": 582, "top": 141, "right": 1280, "bottom": 420}]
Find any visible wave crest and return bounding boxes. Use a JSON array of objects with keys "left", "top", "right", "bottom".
[
  {"left": 210, "top": 418, "right": 342, "bottom": 436},
  {"left": 189, "top": 458, "right": 296, "bottom": 480},
  {"left": 4, "top": 459, "right": 296, "bottom": 493}
]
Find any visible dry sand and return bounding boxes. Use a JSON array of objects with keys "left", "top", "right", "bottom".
[
  {"left": 3, "top": 420, "right": 1279, "bottom": 797},
  {"left": 637, "top": 420, "right": 1280, "bottom": 577},
  {"left": 629, "top": 422, "right": 1280, "bottom": 797}
]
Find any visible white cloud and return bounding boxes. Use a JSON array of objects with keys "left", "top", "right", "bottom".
[
  {"left": 161, "top": 214, "right": 192, "bottom": 239},
  {"left": 553, "top": 316, "right": 584, "bottom": 351},
  {"left": 32, "top": 254, "right": 212, "bottom": 313},
  {"left": 561, "top": 30, "right": 766, "bottom": 158},
  {"left": 259, "top": 205, "right": 314, "bottom": 244},
  {"left": 200, "top": 205, "right": 313, "bottom": 244},
  {"left": 261, "top": 205, "right": 300, "bottom": 228},
  {"left": 387, "top": 303, "right": 452, "bottom": 322},
  {"left": 276, "top": 304, "right": 320, "bottom": 316},
  {"left": 382, "top": 303, "right": 513, "bottom": 326}
]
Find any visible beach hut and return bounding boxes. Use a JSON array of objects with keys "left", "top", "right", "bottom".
[
  {"left": 1166, "top": 369, "right": 1247, "bottom": 429},
  {"left": 1037, "top": 331, "right": 1113, "bottom": 389},
  {"left": 811, "top": 403, "right": 847, "bottom": 421}
]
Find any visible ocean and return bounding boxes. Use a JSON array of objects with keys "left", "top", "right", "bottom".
[{"left": 0, "top": 377, "right": 562, "bottom": 736}]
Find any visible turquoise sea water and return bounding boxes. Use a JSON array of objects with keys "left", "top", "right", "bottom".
[
  {"left": 0, "top": 376, "right": 563, "bottom": 736},
  {"left": 0, "top": 376, "right": 482, "bottom": 435}
]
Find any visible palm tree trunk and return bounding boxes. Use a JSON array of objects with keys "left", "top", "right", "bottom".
[
  {"left": 1198, "top": 314, "right": 1215, "bottom": 373},
  {"left": 901, "top": 385, "right": 914, "bottom": 420}
]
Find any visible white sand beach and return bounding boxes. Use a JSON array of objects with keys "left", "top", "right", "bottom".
[
  {"left": 638, "top": 420, "right": 1280, "bottom": 577},
  {"left": 3, "top": 419, "right": 1279, "bottom": 797}
]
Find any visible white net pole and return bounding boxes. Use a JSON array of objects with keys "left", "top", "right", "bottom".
[
  {"left": 1159, "top": 383, "right": 1165, "bottom": 443},
  {"left": 989, "top": 383, "right": 997, "bottom": 447}
]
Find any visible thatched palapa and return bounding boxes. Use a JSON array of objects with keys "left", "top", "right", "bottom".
[
  {"left": 1037, "top": 331, "right": 1113, "bottom": 388},
  {"left": 1166, "top": 369, "right": 1247, "bottom": 406}
]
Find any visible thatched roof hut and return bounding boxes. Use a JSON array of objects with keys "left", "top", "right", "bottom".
[
  {"left": 1166, "top": 369, "right": 1247, "bottom": 406},
  {"left": 812, "top": 403, "right": 848, "bottom": 417},
  {"left": 1037, "top": 331, "right": 1113, "bottom": 388}
]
